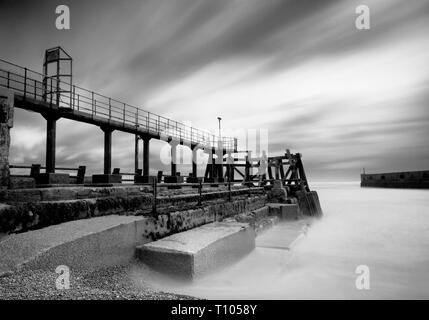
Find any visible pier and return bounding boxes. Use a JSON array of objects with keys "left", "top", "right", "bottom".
[{"left": 0, "top": 47, "right": 322, "bottom": 281}]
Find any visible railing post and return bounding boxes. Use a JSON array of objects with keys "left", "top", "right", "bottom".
[
  {"left": 6, "top": 71, "right": 10, "bottom": 88},
  {"left": 72, "top": 86, "right": 75, "bottom": 110},
  {"left": 109, "top": 98, "right": 112, "bottom": 120},
  {"left": 34, "top": 79, "right": 37, "bottom": 99},
  {"left": 77, "top": 93, "right": 80, "bottom": 111}
]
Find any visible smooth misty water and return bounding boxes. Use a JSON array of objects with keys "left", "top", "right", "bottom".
[{"left": 145, "top": 182, "right": 429, "bottom": 299}]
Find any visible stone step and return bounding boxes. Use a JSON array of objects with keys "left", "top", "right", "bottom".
[{"left": 136, "top": 222, "right": 255, "bottom": 280}]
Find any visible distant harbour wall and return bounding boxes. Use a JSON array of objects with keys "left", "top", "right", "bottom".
[{"left": 361, "top": 171, "right": 429, "bottom": 189}]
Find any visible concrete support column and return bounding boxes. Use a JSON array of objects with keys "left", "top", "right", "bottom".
[
  {"left": 102, "top": 127, "right": 113, "bottom": 175},
  {"left": 45, "top": 116, "right": 57, "bottom": 174},
  {"left": 192, "top": 146, "right": 198, "bottom": 178},
  {"left": 134, "top": 135, "right": 139, "bottom": 174},
  {"left": 0, "top": 88, "right": 14, "bottom": 191},
  {"left": 142, "top": 136, "right": 150, "bottom": 177},
  {"left": 171, "top": 142, "right": 178, "bottom": 176}
]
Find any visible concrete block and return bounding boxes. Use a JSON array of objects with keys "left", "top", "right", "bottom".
[
  {"left": 134, "top": 175, "right": 157, "bottom": 184},
  {"left": 136, "top": 222, "right": 255, "bottom": 280},
  {"left": 186, "top": 177, "right": 198, "bottom": 183},
  {"left": 6, "top": 189, "right": 42, "bottom": 203},
  {"left": 40, "top": 187, "right": 77, "bottom": 201},
  {"left": 267, "top": 203, "right": 300, "bottom": 220},
  {"left": 9, "top": 176, "right": 36, "bottom": 189},
  {"left": 92, "top": 174, "right": 122, "bottom": 184},
  {"left": 279, "top": 204, "right": 300, "bottom": 220},
  {"left": 252, "top": 206, "right": 269, "bottom": 219},
  {"left": 35, "top": 173, "right": 70, "bottom": 185}
]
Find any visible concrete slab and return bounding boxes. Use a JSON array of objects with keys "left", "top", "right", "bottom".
[
  {"left": 136, "top": 222, "right": 255, "bottom": 280},
  {"left": 256, "top": 220, "right": 310, "bottom": 251},
  {"left": 0, "top": 215, "right": 147, "bottom": 276}
]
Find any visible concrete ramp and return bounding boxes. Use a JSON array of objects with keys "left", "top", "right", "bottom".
[
  {"left": 136, "top": 222, "right": 255, "bottom": 280},
  {"left": 0, "top": 215, "right": 147, "bottom": 276}
]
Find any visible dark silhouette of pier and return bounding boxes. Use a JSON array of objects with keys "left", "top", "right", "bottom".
[
  {"left": 0, "top": 47, "right": 237, "bottom": 184},
  {"left": 1, "top": 47, "right": 312, "bottom": 192}
]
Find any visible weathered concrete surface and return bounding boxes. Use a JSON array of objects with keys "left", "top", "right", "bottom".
[
  {"left": 0, "top": 195, "right": 266, "bottom": 275},
  {"left": 0, "top": 215, "right": 147, "bottom": 276},
  {"left": 0, "top": 88, "right": 14, "bottom": 194},
  {"left": 9, "top": 176, "right": 36, "bottom": 190},
  {"left": 0, "top": 195, "right": 153, "bottom": 234},
  {"left": 255, "top": 219, "right": 311, "bottom": 251},
  {"left": 268, "top": 203, "right": 300, "bottom": 220},
  {"left": 5, "top": 185, "right": 152, "bottom": 203},
  {"left": 34, "top": 173, "right": 70, "bottom": 185},
  {"left": 1, "top": 185, "right": 265, "bottom": 234},
  {"left": 136, "top": 222, "right": 255, "bottom": 280}
]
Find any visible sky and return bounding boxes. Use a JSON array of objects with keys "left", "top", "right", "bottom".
[{"left": 0, "top": 0, "right": 428, "bottom": 181}]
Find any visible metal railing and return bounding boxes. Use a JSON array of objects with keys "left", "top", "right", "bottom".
[
  {"left": 150, "top": 179, "right": 265, "bottom": 215},
  {"left": 0, "top": 58, "right": 237, "bottom": 151}
]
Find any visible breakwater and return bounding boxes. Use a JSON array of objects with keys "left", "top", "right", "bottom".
[{"left": 361, "top": 171, "right": 429, "bottom": 189}]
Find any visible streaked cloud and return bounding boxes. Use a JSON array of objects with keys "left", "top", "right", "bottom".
[{"left": 1, "top": 0, "right": 428, "bottom": 180}]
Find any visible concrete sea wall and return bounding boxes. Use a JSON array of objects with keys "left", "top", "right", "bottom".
[
  {"left": 361, "top": 171, "right": 429, "bottom": 189},
  {"left": 0, "top": 188, "right": 265, "bottom": 234},
  {"left": 0, "top": 88, "right": 14, "bottom": 194},
  {"left": 0, "top": 195, "right": 266, "bottom": 275}
]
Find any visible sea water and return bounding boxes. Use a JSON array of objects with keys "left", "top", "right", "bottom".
[{"left": 148, "top": 182, "right": 429, "bottom": 299}]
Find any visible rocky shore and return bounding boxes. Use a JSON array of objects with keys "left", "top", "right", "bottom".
[{"left": 0, "top": 264, "right": 198, "bottom": 300}]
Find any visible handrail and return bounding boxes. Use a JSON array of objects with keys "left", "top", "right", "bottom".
[{"left": 0, "top": 58, "right": 237, "bottom": 151}]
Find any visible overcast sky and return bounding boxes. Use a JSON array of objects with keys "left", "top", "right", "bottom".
[{"left": 1, "top": 0, "right": 428, "bottom": 181}]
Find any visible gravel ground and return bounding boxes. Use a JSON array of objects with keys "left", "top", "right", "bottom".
[{"left": 0, "top": 264, "right": 199, "bottom": 300}]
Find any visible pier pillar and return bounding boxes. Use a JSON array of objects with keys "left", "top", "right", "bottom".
[
  {"left": 92, "top": 126, "right": 121, "bottom": 184},
  {"left": 44, "top": 115, "right": 58, "bottom": 174},
  {"left": 203, "top": 148, "right": 216, "bottom": 183},
  {"left": 34, "top": 113, "right": 69, "bottom": 185},
  {"left": 142, "top": 136, "right": 150, "bottom": 177},
  {"left": 102, "top": 127, "right": 113, "bottom": 175},
  {"left": 171, "top": 142, "right": 178, "bottom": 176},
  {"left": 0, "top": 88, "right": 14, "bottom": 192},
  {"left": 164, "top": 141, "right": 183, "bottom": 185},
  {"left": 134, "top": 135, "right": 139, "bottom": 174},
  {"left": 192, "top": 146, "right": 198, "bottom": 178}
]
